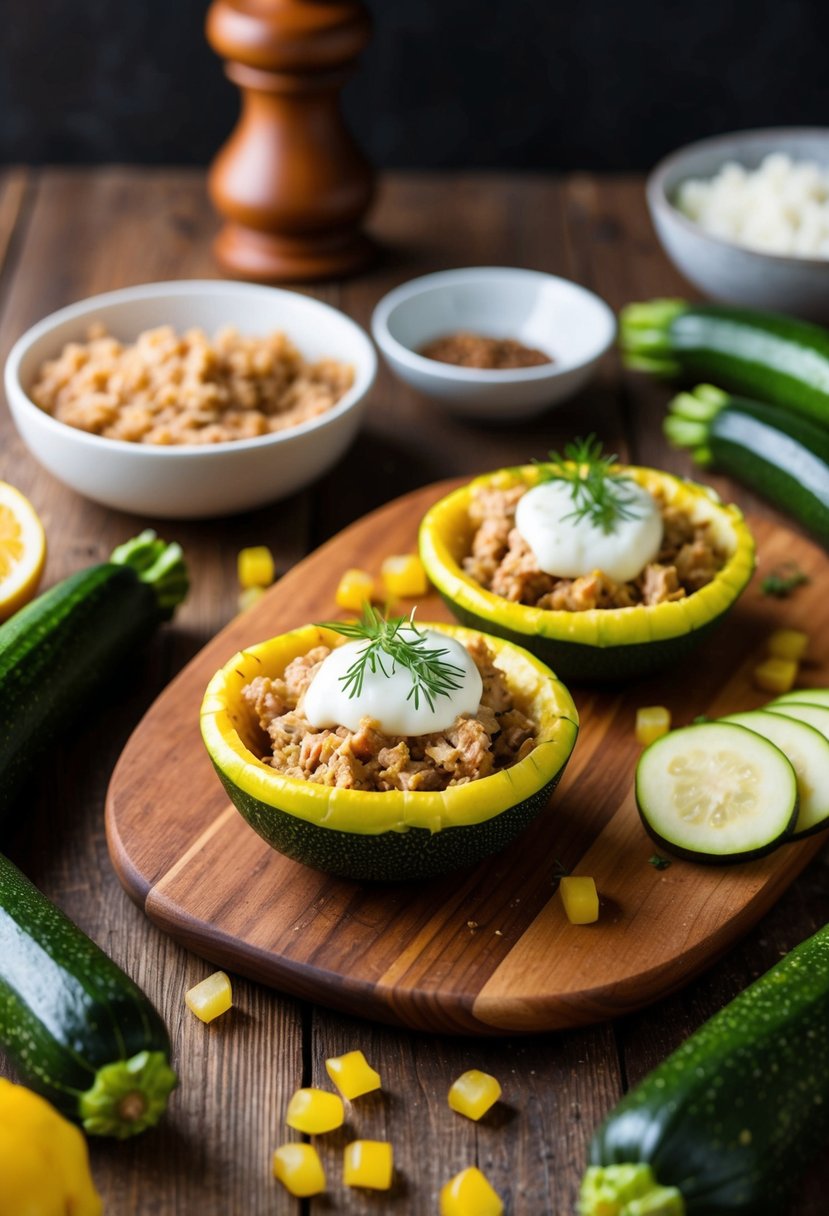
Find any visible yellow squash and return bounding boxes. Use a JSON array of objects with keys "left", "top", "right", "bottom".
[{"left": 419, "top": 465, "right": 755, "bottom": 683}]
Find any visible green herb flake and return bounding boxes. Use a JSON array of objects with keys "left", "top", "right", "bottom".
[
  {"left": 535, "top": 435, "right": 642, "bottom": 535},
  {"left": 649, "top": 854, "right": 671, "bottom": 871},
  {"left": 317, "top": 605, "right": 466, "bottom": 712},
  {"left": 761, "top": 564, "right": 810, "bottom": 599}
]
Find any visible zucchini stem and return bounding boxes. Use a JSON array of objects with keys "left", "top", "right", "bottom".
[
  {"left": 79, "top": 1049, "right": 177, "bottom": 1139},
  {"left": 664, "top": 384, "right": 731, "bottom": 465},
  {"left": 110, "top": 530, "right": 189, "bottom": 620},
  {"left": 619, "top": 299, "right": 689, "bottom": 375},
  {"left": 580, "top": 1164, "right": 685, "bottom": 1216}
]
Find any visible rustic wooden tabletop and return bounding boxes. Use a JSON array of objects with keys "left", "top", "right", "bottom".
[{"left": 0, "top": 168, "right": 826, "bottom": 1214}]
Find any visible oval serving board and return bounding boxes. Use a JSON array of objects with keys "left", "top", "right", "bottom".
[{"left": 107, "top": 481, "right": 828, "bottom": 1035}]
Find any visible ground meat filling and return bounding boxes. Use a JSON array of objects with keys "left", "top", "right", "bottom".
[
  {"left": 462, "top": 484, "right": 726, "bottom": 610},
  {"left": 242, "top": 638, "right": 536, "bottom": 792}
]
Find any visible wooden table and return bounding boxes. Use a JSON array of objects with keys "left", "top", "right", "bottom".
[{"left": 0, "top": 169, "right": 826, "bottom": 1214}]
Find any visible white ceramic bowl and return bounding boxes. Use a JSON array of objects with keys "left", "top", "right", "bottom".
[
  {"left": 4, "top": 280, "right": 377, "bottom": 519},
  {"left": 371, "top": 267, "right": 616, "bottom": 421},
  {"left": 648, "top": 128, "right": 829, "bottom": 318}
]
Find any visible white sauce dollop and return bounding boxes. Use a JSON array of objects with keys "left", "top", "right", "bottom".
[
  {"left": 514, "top": 480, "right": 663, "bottom": 583},
  {"left": 303, "top": 627, "right": 483, "bottom": 737}
]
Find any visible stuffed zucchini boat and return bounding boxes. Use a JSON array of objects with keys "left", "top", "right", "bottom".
[
  {"left": 419, "top": 456, "right": 754, "bottom": 683},
  {"left": 201, "top": 620, "right": 578, "bottom": 882}
]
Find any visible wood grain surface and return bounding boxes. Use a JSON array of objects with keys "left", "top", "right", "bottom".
[
  {"left": 108, "top": 485, "right": 828, "bottom": 1036},
  {"left": 0, "top": 168, "right": 827, "bottom": 1213}
]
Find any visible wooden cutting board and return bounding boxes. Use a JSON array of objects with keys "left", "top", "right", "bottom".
[{"left": 106, "top": 481, "right": 828, "bottom": 1035}]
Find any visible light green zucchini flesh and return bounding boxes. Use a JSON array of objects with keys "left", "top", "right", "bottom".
[
  {"left": 635, "top": 721, "right": 798, "bottom": 862},
  {"left": 723, "top": 710, "right": 829, "bottom": 838},
  {"left": 771, "top": 688, "right": 829, "bottom": 709}
]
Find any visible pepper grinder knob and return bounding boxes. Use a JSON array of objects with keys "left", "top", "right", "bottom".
[{"left": 205, "top": 0, "right": 375, "bottom": 282}]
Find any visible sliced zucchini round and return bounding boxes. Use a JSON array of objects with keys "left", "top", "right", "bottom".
[
  {"left": 635, "top": 722, "right": 798, "bottom": 863},
  {"left": 772, "top": 688, "right": 829, "bottom": 709},
  {"left": 723, "top": 710, "right": 829, "bottom": 838}
]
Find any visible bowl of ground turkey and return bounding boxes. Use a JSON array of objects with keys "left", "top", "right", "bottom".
[
  {"left": 418, "top": 465, "right": 755, "bottom": 684},
  {"left": 4, "top": 280, "right": 376, "bottom": 518},
  {"left": 200, "top": 622, "right": 579, "bottom": 882}
]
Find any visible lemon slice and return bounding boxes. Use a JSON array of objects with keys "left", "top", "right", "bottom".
[{"left": 0, "top": 482, "right": 46, "bottom": 621}]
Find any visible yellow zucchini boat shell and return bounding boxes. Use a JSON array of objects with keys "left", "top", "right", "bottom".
[
  {"left": 201, "top": 623, "right": 578, "bottom": 882},
  {"left": 419, "top": 466, "right": 755, "bottom": 683}
]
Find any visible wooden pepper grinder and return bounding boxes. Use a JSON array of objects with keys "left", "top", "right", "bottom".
[{"left": 205, "top": 0, "right": 375, "bottom": 282}]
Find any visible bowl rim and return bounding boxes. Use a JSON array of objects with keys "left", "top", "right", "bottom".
[
  {"left": 4, "top": 279, "right": 377, "bottom": 459},
  {"left": 647, "top": 126, "right": 829, "bottom": 270},
  {"left": 371, "top": 266, "right": 616, "bottom": 382}
]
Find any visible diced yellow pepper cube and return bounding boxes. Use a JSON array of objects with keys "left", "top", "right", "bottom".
[
  {"left": 343, "top": 1140, "right": 394, "bottom": 1190},
  {"left": 237, "top": 585, "right": 266, "bottom": 613},
  {"left": 636, "top": 705, "right": 671, "bottom": 746},
  {"left": 380, "top": 554, "right": 429, "bottom": 599},
  {"left": 185, "top": 971, "right": 233, "bottom": 1023},
  {"left": 767, "top": 629, "right": 809, "bottom": 662},
  {"left": 238, "top": 545, "right": 275, "bottom": 589},
  {"left": 560, "top": 876, "right": 600, "bottom": 925},
  {"left": 440, "top": 1166, "right": 504, "bottom": 1216},
  {"left": 754, "top": 657, "right": 799, "bottom": 695},
  {"left": 272, "top": 1143, "right": 326, "bottom": 1197},
  {"left": 285, "top": 1088, "right": 344, "bottom": 1135},
  {"left": 335, "top": 568, "right": 376, "bottom": 612},
  {"left": 447, "top": 1070, "right": 502, "bottom": 1121},
  {"left": 325, "top": 1050, "right": 381, "bottom": 1100}
]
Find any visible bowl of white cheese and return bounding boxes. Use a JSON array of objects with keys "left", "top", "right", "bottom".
[{"left": 647, "top": 128, "right": 829, "bottom": 319}]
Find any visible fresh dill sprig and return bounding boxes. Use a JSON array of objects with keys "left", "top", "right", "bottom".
[
  {"left": 761, "top": 563, "right": 810, "bottom": 599},
  {"left": 535, "top": 435, "right": 642, "bottom": 535},
  {"left": 318, "top": 605, "right": 467, "bottom": 712}
]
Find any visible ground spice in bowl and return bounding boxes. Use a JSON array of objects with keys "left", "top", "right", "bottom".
[{"left": 419, "top": 332, "right": 553, "bottom": 370}]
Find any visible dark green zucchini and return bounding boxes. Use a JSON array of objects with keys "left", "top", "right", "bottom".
[
  {"left": 580, "top": 925, "right": 829, "bottom": 1215},
  {"left": 0, "top": 851, "right": 176, "bottom": 1137},
  {"left": 621, "top": 299, "right": 829, "bottom": 429},
  {"left": 664, "top": 385, "right": 829, "bottom": 544},
  {"left": 0, "top": 530, "right": 187, "bottom": 823}
]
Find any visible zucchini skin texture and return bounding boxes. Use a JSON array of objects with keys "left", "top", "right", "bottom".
[
  {"left": 589, "top": 926, "right": 829, "bottom": 1214},
  {"left": 0, "top": 563, "right": 161, "bottom": 822},
  {"left": 669, "top": 305, "right": 829, "bottom": 428},
  {"left": 708, "top": 399, "right": 829, "bottom": 545},
  {"left": 0, "top": 851, "right": 171, "bottom": 1122}
]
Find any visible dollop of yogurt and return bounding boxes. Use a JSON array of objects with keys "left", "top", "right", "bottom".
[
  {"left": 303, "top": 627, "right": 483, "bottom": 736},
  {"left": 514, "top": 479, "right": 663, "bottom": 583}
]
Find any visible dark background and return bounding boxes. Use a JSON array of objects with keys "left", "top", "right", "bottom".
[{"left": 3, "top": 0, "right": 829, "bottom": 169}]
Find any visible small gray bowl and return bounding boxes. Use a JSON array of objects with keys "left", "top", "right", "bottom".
[{"left": 647, "top": 128, "right": 829, "bottom": 320}]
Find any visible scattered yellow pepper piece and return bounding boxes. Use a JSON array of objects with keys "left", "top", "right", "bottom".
[
  {"left": 237, "top": 586, "right": 266, "bottom": 613},
  {"left": 285, "top": 1088, "right": 344, "bottom": 1135},
  {"left": 272, "top": 1142, "right": 326, "bottom": 1197},
  {"left": 184, "top": 971, "right": 233, "bottom": 1023},
  {"left": 560, "top": 876, "right": 600, "bottom": 925},
  {"left": 381, "top": 554, "right": 429, "bottom": 599},
  {"left": 325, "top": 1049, "right": 382, "bottom": 1100},
  {"left": 447, "top": 1069, "right": 502, "bottom": 1121},
  {"left": 0, "top": 1078, "right": 102, "bottom": 1216},
  {"left": 767, "top": 629, "right": 809, "bottom": 663},
  {"left": 335, "top": 568, "right": 376, "bottom": 612},
  {"left": 238, "top": 545, "right": 275, "bottom": 590},
  {"left": 636, "top": 706, "right": 671, "bottom": 746},
  {"left": 754, "top": 657, "right": 799, "bottom": 695},
  {"left": 343, "top": 1140, "right": 394, "bottom": 1190},
  {"left": 440, "top": 1166, "right": 504, "bottom": 1216}
]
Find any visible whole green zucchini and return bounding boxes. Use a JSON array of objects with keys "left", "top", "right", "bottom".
[
  {"left": 0, "top": 850, "right": 176, "bottom": 1138},
  {"left": 664, "top": 385, "right": 829, "bottom": 544},
  {"left": 0, "top": 530, "right": 187, "bottom": 822},
  {"left": 580, "top": 925, "right": 829, "bottom": 1215},
  {"left": 621, "top": 299, "right": 829, "bottom": 429}
]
